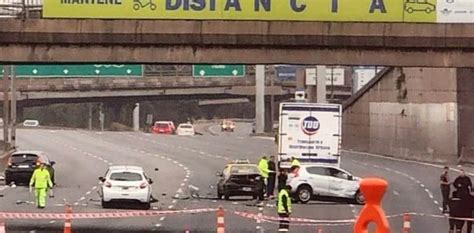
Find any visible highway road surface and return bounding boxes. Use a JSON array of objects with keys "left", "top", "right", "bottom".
[{"left": 0, "top": 123, "right": 458, "bottom": 232}]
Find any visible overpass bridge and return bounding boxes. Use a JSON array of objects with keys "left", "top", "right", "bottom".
[
  {"left": 0, "top": 66, "right": 353, "bottom": 107},
  {"left": 1, "top": 18, "right": 474, "bottom": 67}
]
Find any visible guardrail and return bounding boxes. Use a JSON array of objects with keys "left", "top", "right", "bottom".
[{"left": 0, "top": 0, "right": 42, "bottom": 18}]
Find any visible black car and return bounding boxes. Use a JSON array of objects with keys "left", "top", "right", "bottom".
[
  {"left": 216, "top": 161, "right": 265, "bottom": 200},
  {"left": 4, "top": 151, "right": 55, "bottom": 185}
]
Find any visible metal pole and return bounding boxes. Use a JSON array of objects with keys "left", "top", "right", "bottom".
[
  {"left": 270, "top": 67, "right": 275, "bottom": 129},
  {"left": 133, "top": 103, "right": 140, "bottom": 132},
  {"left": 88, "top": 104, "right": 92, "bottom": 131},
  {"left": 2, "top": 65, "right": 9, "bottom": 149},
  {"left": 10, "top": 65, "right": 16, "bottom": 148},
  {"left": 330, "top": 67, "right": 335, "bottom": 101},
  {"left": 316, "top": 66, "right": 327, "bottom": 103},
  {"left": 99, "top": 103, "right": 104, "bottom": 131},
  {"left": 255, "top": 65, "right": 265, "bottom": 134}
]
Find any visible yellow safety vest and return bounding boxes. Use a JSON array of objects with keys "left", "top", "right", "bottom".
[
  {"left": 29, "top": 168, "right": 53, "bottom": 189},
  {"left": 291, "top": 159, "right": 301, "bottom": 167},
  {"left": 258, "top": 159, "right": 269, "bottom": 178},
  {"left": 277, "top": 189, "right": 292, "bottom": 214}
]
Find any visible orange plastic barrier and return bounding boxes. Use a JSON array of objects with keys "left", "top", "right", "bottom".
[
  {"left": 402, "top": 213, "right": 411, "bottom": 233},
  {"left": 354, "top": 178, "right": 391, "bottom": 233},
  {"left": 63, "top": 206, "right": 72, "bottom": 233},
  {"left": 216, "top": 206, "right": 225, "bottom": 233}
]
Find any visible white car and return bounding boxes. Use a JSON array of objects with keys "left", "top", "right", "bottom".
[
  {"left": 176, "top": 123, "right": 195, "bottom": 136},
  {"left": 99, "top": 166, "right": 153, "bottom": 209},
  {"left": 23, "top": 120, "right": 39, "bottom": 127},
  {"left": 288, "top": 165, "right": 364, "bottom": 204}
]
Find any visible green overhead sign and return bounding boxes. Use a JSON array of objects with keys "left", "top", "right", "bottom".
[
  {"left": 192, "top": 65, "right": 245, "bottom": 77},
  {"left": 1, "top": 65, "right": 143, "bottom": 78}
]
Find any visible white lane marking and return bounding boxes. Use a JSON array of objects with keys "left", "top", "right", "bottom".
[
  {"left": 439, "top": 207, "right": 444, "bottom": 211},
  {"left": 181, "top": 183, "right": 185, "bottom": 187},
  {"left": 103, "top": 160, "right": 108, "bottom": 163},
  {"left": 172, "top": 200, "right": 177, "bottom": 204},
  {"left": 420, "top": 184, "right": 425, "bottom": 188},
  {"left": 79, "top": 197, "right": 86, "bottom": 201},
  {"left": 92, "top": 186, "right": 97, "bottom": 190},
  {"left": 183, "top": 179, "right": 188, "bottom": 182},
  {"left": 393, "top": 190, "right": 400, "bottom": 196},
  {"left": 86, "top": 191, "right": 91, "bottom": 195},
  {"left": 73, "top": 202, "right": 79, "bottom": 206},
  {"left": 160, "top": 217, "right": 166, "bottom": 221},
  {"left": 168, "top": 205, "right": 174, "bottom": 209},
  {"left": 434, "top": 200, "right": 440, "bottom": 205},
  {"left": 155, "top": 224, "right": 162, "bottom": 228},
  {"left": 49, "top": 220, "right": 56, "bottom": 224}
]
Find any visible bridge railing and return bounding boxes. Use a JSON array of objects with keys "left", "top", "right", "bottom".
[{"left": 0, "top": 0, "right": 42, "bottom": 18}]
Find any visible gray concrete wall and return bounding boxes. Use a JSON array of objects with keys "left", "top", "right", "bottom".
[
  {"left": 457, "top": 68, "right": 474, "bottom": 163},
  {"left": 343, "top": 68, "right": 459, "bottom": 163}
]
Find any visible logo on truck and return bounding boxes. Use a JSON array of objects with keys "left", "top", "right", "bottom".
[{"left": 301, "top": 116, "right": 320, "bottom": 135}]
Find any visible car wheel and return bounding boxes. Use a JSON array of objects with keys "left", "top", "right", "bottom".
[
  {"left": 142, "top": 202, "right": 151, "bottom": 210},
  {"left": 354, "top": 191, "right": 365, "bottom": 205},
  {"left": 406, "top": 7, "right": 413, "bottom": 13},
  {"left": 101, "top": 199, "right": 111, "bottom": 209},
  {"left": 5, "top": 176, "right": 12, "bottom": 185},
  {"left": 224, "top": 191, "right": 231, "bottom": 200},
  {"left": 296, "top": 185, "right": 312, "bottom": 204},
  {"left": 425, "top": 8, "right": 432, "bottom": 13}
]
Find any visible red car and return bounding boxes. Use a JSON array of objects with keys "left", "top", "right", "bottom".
[{"left": 151, "top": 121, "right": 175, "bottom": 134}]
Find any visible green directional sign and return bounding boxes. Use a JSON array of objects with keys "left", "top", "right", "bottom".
[
  {"left": 1, "top": 65, "right": 143, "bottom": 78},
  {"left": 192, "top": 65, "right": 245, "bottom": 78}
]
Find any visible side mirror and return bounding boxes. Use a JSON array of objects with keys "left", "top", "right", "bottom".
[
  {"left": 98, "top": 177, "right": 105, "bottom": 182},
  {"left": 148, "top": 178, "right": 154, "bottom": 184},
  {"left": 50, "top": 161, "right": 56, "bottom": 166},
  {"left": 348, "top": 175, "right": 353, "bottom": 181},
  {"left": 216, "top": 171, "right": 223, "bottom": 177}
]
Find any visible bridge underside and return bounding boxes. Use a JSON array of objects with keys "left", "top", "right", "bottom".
[
  {"left": 2, "top": 45, "right": 473, "bottom": 67},
  {"left": 2, "top": 19, "right": 474, "bottom": 67},
  {"left": 3, "top": 86, "right": 291, "bottom": 107}
]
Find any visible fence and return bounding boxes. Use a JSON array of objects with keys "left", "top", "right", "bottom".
[{"left": 0, "top": 0, "right": 42, "bottom": 18}]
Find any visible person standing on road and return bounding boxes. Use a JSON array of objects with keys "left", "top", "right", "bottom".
[
  {"left": 453, "top": 168, "right": 472, "bottom": 198},
  {"left": 467, "top": 192, "right": 473, "bottom": 233},
  {"left": 290, "top": 157, "right": 300, "bottom": 168},
  {"left": 267, "top": 156, "right": 277, "bottom": 199},
  {"left": 277, "top": 168, "right": 288, "bottom": 192},
  {"left": 29, "top": 162, "right": 53, "bottom": 209},
  {"left": 440, "top": 166, "right": 451, "bottom": 214},
  {"left": 277, "top": 185, "right": 292, "bottom": 232},
  {"left": 258, "top": 156, "right": 270, "bottom": 183}
]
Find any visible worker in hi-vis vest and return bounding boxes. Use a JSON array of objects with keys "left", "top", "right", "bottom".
[
  {"left": 277, "top": 185, "right": 292, "bottom": 232},
  {"left": 29, "top": 162, "right": 53, "bottom": 209}
]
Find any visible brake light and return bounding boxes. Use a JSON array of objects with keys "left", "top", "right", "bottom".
[
  {"left": 105, "top": 182, "right": 112, "bottom": 188},
  {"left": 140, "top": 182, "right": 148, "bottom": 189}
]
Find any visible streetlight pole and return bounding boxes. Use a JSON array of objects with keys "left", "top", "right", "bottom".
[
  {"left": 10, "top": 65, "right": 16, "bottom": 148},
  {"left": 2, "top": 65, "right": 9, "bottom": 149}
]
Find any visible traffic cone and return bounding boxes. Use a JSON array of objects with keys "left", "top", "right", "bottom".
[
  {"left": 63, "top": 206, "right": 72, "bottom": 233},
  {"left": 0, "top": 217, "right": 5, "bottom": 233},
  {"left": 402, "top": 213, "right": 411, "bottom": 233},
  {"left": 216, "top": 206, "right": 225, "bottom": 233}
]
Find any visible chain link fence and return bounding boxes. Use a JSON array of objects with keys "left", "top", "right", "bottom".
[{"left": 0, "top": 0, "right": 42, "bottom": 18}]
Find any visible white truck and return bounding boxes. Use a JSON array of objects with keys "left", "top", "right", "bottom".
[{"left": 277, "top": 102, "right": 342, "bottom": 169}]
